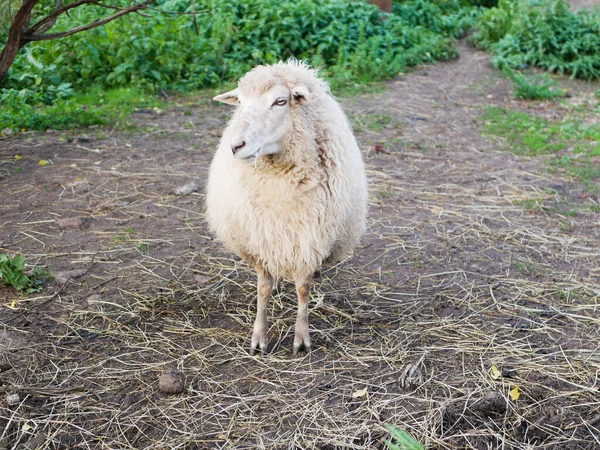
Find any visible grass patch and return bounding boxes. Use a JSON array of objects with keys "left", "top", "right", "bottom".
[
  {"left": 513, "top": 196, "right": 581, "bottom": 216},
  {"left": 480, "top": 107, "right": 565, "bottom": 156},
  {"left": 353, "top": 113, "right": 396, "bottom": 133},
  {"left": 0, "top": 86, "right": 165, "bottom": 132},
  {"left": 514, "top": 261, "right": 537, "bottom": 276},
  {"left": 550, "top": 156, "right": 600, "bottom": 191},
  {"left": 480, "top": 106, "right": 600, "bottom": 189}
]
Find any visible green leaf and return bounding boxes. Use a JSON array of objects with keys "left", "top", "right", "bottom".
[{"left": 384, "top": 425, "right": 424, "bottom": 450}]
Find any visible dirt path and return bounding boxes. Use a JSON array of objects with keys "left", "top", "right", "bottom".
[
  {"left": 569, "top": 0, "right": 600, "bottom": 8},
  {"left": 1, "top": 43, "right": 599, "bottom": 449}
]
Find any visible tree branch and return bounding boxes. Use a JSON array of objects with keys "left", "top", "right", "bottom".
[
  {"left": 22, "top": 0, "right": 155, "bottom": 42},
  {"left": 0, "top": 0, "right": 39, "bottom": 85},
  {"left": 34, "top": 0, "right": 63, "bottom": 35},
  {"left": 28, "top": 0, "right": 106, "bottom": 34}
]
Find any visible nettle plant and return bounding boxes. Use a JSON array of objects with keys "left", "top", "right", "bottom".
[{"left": 472, "top": 0, "right": 600, "bottom": 80}]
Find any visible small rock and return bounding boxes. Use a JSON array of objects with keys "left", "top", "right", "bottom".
[
  {"left": 0, "top": 357, "right": 11, "bottom": 373},
  {"left": 173, "top": 182, "right": 199, "bottom": 195},
  {"left": 55, "top": 269, "right": 87, "bottom": 283},
  {"left": 56, "top": 217, "right": 84, "bottom": 229},
  {"left": 159, "top": 367, "right": 184, "bottom": 395},
  {"left": 6, "top": 393, "right": 20, "bottom": 406}
]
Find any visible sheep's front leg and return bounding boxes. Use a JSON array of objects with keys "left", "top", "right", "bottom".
[
  {"left": 293, "top": 274, "right": 312, "bottom": 356},
  {"left": 250, "top": 266, "right": 273, "bottom": 355}
]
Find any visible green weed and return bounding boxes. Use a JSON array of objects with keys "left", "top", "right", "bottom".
[
  {"left": 0, "top": 254, "right": 53, "bottom": 294},
  {"left": 513, "top": 196, "right": 580, "bottom": 216},
  {"left": 556, "top": 288, "right": 596, "bottom": 304},
  {"left": 0, "top": 88, "right": 108, "bottom": 131},
  {"left": 0, "top": 86, "right": 165, "bottom": 131},
  {"left": 514, "top": 262, "right": 537, "bottom": 276},
  {"left": 113, "top": 227, "right": 137, "bottom": 243},
  {"left": 513, "top": 198, "right": 544, "bottom": 211},
  {"left": 472, "top": 0, "right": 600, "bottom": 80},
  {"left": 550, "top": 156, "right": 600, "bottom": 191},
  {"left": 384, "top": 425, "right": 424, "bottom": 450},
  {"left": 480, "top": 107, "right": 564, "bottom": 156},
  {"left": 480, "top": 106, "right": 600, "bottom": 188},
  {"left": 503, "top": 68, "right": 564, "bottom": 100},
  {"left": 379, "top": 190, "right": 395, "bottom": 198},
  {"left": 354, "top": 113, "right": 395, "bottom": 133}
]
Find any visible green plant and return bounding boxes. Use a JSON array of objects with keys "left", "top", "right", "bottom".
[
  {"left": 469, "top": 0, "right": 499, "bottom": 6},
  {"left": 5, "top": 0, "right": 471, "bottom": 94},
  {"left": 384, "top": 425, "right": 424, "bottom": 450},
  {"left": 515, "top": 261, "right": 537, "bottom": 275},
  {"left": 394, "top": 0, "right": 484, "bottom": 39},
  {"left": 0, "top": 86, "right": 163, "bottom": 131},
  {"left": 480, "top": 107, "right": 564, "bottom": 155},
  {"left": 1, "top": 0, "right": 481, "bottom": 131},
  {"left": 480, "top": 106, "right": 600, "bottom": 189},
  {"left": 0, "top": 254, "right": 52, "bottom": 293},
  {"left": 472, "top": 0, "right": 600, "bottom": 80},
  {"left": 354, "top": 113, "right": 395, "bottom": 132},
  {"left": 503, "top": 68, "right": 564, "bottom": 100},
  {"left": 0, "top": 88, "right": 107, "bottom": 131}
]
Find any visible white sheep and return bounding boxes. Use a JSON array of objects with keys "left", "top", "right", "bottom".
[{"left": 206, "top": 60, "right": 368, "bottom": 356}]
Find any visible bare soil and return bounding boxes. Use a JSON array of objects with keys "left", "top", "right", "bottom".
[
  {"left": 1, "top": 42, "right": 599, "bottom": 449},
  {"left": 569, "top": 0, "right": 599, "bottom": 8}
]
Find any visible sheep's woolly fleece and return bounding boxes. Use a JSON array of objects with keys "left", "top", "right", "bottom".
[
  {"left": 238, "top": 60, "right": 330, "bottom": 99},
  {"left": 206, "top": 60, "right": 368, "bottom": 280}
]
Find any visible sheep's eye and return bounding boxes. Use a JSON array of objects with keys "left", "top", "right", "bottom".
[{"left": 273, "top": 98, "right": 287, "bottom": 107}]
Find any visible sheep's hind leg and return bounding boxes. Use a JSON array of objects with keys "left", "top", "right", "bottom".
[
  {"left": 293, "top": 274, "right": 312, "bottom": 356},
  {"left": 250, "top": 266, "right": 273, "bottom": 356}
]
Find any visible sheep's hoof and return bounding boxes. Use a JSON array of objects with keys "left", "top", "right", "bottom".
[
  {"left": 250, "top": 329, "right": 268, "bottom": 356},
  {"left": 293, "top": 333, "right": 311, "bottom": 356}
]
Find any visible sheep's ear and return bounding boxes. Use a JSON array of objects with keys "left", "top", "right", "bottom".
[
  {"left": 213, "top": 88, "right": 240, "bottom": 105},
  {"left": 291, "top": 85, "right": 310, "bottom": 104}
]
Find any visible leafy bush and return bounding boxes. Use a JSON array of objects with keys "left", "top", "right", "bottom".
[
  {"left": 467, "top": 0, "right": 498, "bottom": 6},
  {"left": 3, "top": 0, "right": 470, "bottom": 95},
  {"left": 503, "top": 68, "right": 564, "bottom": 100},
  {"left": 470, "top": 0, "right": 518, "bottom": 48},
  {"left": 472, "top": 0, "right": 600, "bottom": 80},
  {"left": 0, "top": 89, "right": 108, "bottom": 131},
  {"left": 1, "top": 0, "right": 481, "bottom": 130},
  {"left": 0, "top": 86, "right": 163, "bottom": 131},
  {"left": 394, "top": 0, "right": 484, "bottom": 39}
]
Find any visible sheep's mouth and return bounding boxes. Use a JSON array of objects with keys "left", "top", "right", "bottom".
[{"left": 242, "top": 150, "right": 260, "bottom": 160}]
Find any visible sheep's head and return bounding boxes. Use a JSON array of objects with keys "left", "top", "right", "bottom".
[{"left": 214, "top": 82, "right": 310, "bottom": 160}]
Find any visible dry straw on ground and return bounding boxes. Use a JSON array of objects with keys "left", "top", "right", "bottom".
[{"left": 1, "top": 43, "right": 599, "bottom": 449}]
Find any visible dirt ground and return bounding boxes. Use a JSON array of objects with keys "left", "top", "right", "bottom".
[
  {"left": 1, "top": 41, "right": 599, "bottom": 449},
  {"left": 569, "top": 0, "right": 599, "bottom": 8}
]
